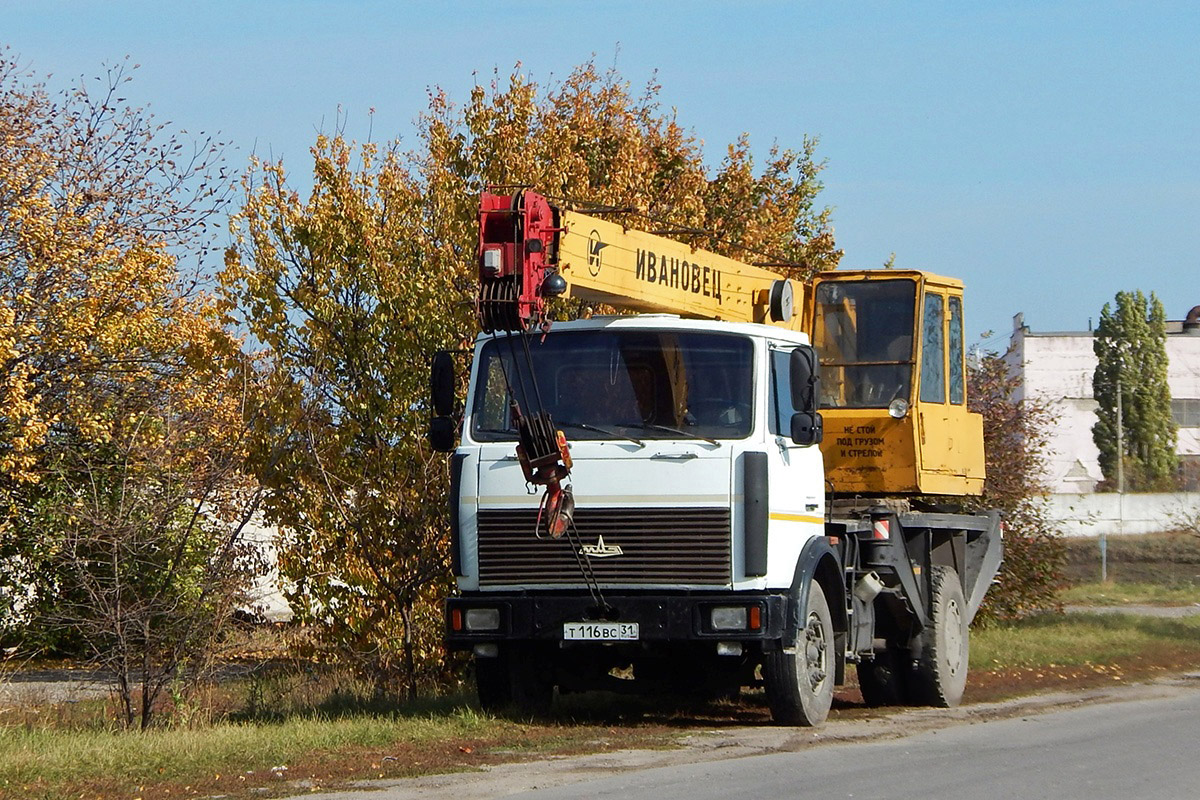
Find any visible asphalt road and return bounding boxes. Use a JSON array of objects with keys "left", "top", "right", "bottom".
[
  {"left": 296, "top": 676, "right": 1200, "bottom": 800},
  {"left": 506, "top": 687, "right": 1200, "bottom": 800}
]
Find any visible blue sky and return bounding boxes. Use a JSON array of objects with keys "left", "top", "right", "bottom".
[{"left": 6, "top": 1, "right": 1198, "bottom": 346}]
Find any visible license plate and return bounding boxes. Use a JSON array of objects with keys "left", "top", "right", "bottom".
[{"left": 563, "top": 621, "right": 639, "bottom": 641}]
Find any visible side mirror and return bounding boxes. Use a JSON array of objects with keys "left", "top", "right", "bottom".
[
  {"left": 790, "top": 411, "right": 824, "bottom": 446},
  {"left": 431, "top": 351, "right": 456, "bottom": 417},
  {"left": 428, "top": 415, "right": 458, "bottom": 453},
  {"left": 789, "top": 347, "right": 820, "bottom": 413}
]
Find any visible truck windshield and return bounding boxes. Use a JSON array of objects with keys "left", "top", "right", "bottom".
[
  {"left": 471, "top": 330, "right": 753, "bottom": 441},
  {"left": 813, "top": 279, "right": 917, "bottom": 409}
]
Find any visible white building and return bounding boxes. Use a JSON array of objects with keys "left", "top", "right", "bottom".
[{"left": 1003, "top": 307, "right": 1200, "bottom": 494}]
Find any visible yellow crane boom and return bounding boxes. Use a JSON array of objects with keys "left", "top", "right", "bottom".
[{"left": 555, "top": 211, "right": 804, "bottom": 330}]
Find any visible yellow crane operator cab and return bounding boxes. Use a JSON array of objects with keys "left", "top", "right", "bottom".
[{"left": 807, "top": 270, "right": 985, "bottom": 497}]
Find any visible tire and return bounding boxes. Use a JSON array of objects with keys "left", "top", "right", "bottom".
[
  {"left": 910, "top": 566, "right": 969, "bottom": 707},
  {"left": 474, "top": 653, "right": 512, "bottom": 712},
  {"left": 509, "top": 646, "right": 554, "bottom": 715},
  {"left": 764, "top": 582, "right": 835, "bottom": 726},
  {"left": 475, "top": 645, "right": 554, "bottom": 715},
  {"left": 856, "top": 645, "right": 909, "bottom": 707}
]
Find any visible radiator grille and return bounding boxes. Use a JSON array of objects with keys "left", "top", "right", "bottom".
[{"left": 476, "top": 507, "right": 731, "bottom": 586}]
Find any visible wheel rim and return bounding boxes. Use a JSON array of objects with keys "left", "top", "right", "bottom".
[
  {"left": 803, "top": 611, "right": 828, "bottom": 691},
  {"left": 944, "top": 597, "right": 964, "bottom": 677}
]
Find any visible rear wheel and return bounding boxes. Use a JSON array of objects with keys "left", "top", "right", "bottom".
[
  {"left": 910, "top": 566, "right": 969, "bottom": 707},
  {"left": 764, "top": 583, "right": 835, "bottom": 726},
  {"left": 856, "top": 645, "right": 909, "bottom": 707}
]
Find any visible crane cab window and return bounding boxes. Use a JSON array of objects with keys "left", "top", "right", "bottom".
[
  {"left": 813, "top": 279, "right": 916, "bottom": 409},
  {"left": 949, "top": 296, "right": 964, "bottom": 405},
  {"left": 920, "top": 293, "right": 946, "bottom": 404}
]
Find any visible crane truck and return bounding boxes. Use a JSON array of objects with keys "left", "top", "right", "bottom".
[{"left": 429, "top": 189, "right": 1002, "bottom": 725}]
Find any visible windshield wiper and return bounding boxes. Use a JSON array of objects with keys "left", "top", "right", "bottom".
[
  {"left": 627, "top": 422, "right": 720, "bottom": 446},
  {"left": 557, "top": 421, "right": 645, "bottom": 447}
]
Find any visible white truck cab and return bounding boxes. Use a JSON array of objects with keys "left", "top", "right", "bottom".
[{"left": 453, "top": 315, "right": 825, "bottom": 595}]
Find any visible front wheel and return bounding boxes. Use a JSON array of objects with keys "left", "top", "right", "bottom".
[
  {"left": 910, "top": 566, "right": 969, "bottom": 707},
  {"left": 475, "top": 653, "right": 512, "bottom": 712},
  {"left": 764, "top": 582, "right": 835, "bottom": 726},
  {"left": 475, "top": 645, "right": 554, "bottom": 716}
]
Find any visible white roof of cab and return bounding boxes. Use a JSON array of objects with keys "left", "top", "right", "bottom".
[{"left": 475, "top": 314, "right": 811, "bottom": 346}]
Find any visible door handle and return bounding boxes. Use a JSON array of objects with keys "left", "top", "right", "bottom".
[{"left": 650, "top": 452, "right": 698, "bottom": 461}]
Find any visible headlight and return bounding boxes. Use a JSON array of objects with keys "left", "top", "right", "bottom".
[
  {"left": 888, "top": 398, "right": 909, "bottom": 419},
  {"left": 711, "top": 606, "right": 748, "bottom": 631},
  {"left": 465, "top": 608, "right": 500, "bottom": 631}
]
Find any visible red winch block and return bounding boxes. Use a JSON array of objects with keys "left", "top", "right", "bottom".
[{"left": 477, "top": 190, "right": 561, "bottom": 333}]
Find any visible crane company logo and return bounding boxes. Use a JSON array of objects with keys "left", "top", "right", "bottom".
[
  {"left": 580, "top": 535, "right": 623, "bottom": 558},
  {"left": 587, "top": 230, "right": 607, "bottom": 277},
  {"left": 635, "top": 249, "right": 723, "bottom": 303}
]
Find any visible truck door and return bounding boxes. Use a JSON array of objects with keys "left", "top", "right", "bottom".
[
  {"left": 759, "top": 342, "right": 825, "bottom": 589},
  {"left": 916, "top": 290, "right": 976, "bottom": 484}
]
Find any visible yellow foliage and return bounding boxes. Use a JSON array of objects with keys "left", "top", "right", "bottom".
[
  {"left": 1, "top": 53, "right": 237, "bottom": 495},
  {"left": 1, "top": 52, "right": 252, "bottom": 671}
]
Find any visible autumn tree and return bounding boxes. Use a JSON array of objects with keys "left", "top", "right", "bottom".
[
  {"left": 1092, "top": 290, "right": 1178, "bottom": 491},
  {"left": 43, "top": 354, "right": 267, "bottom": 729},
  {"left": 222, "top": 136, "right": 464, "bottom": 694},
  {"left": 0, "top": 52, "right": 260, "bottom": 727},
  {"left": 420, "top": 63, "right": 841, "bottom": 286},
  {"left": 221, "top": 61, "right": 840, "bottom": 693},
  {"left": 967, "top": 351, "right": 1064, "bottom": 620}
]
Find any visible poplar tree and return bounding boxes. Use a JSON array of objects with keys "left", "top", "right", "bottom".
[{"left": 1092, "top": 290, "right": 1178, "bottom": 490}]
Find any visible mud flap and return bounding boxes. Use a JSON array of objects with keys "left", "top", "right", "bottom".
[{"left": 963, "top": 510, "right": 1003, "bottom": 624}]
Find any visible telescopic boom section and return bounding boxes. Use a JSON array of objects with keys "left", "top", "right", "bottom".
[{"left": 476, "top": 189, "right": 803, "bottom": 332}]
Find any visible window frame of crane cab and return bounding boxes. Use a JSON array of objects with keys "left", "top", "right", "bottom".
[{"left": 807, "top": 269, "right": 984, "bottom": 496}]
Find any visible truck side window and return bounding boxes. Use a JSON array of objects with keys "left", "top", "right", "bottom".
[
  {"left": 949, "top": 296, "right": 964, "bottom": 405},
  {"left": 920, "top": 293, "right": 945, "bottom": 404},
  {"left": 476, "top": 357, "right": 514, "bottom": 431},
  {"left": 769, "top": 348, "right": 797, "bottom": 436}
]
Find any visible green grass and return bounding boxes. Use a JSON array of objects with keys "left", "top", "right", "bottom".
[
  {"left": 971, "top": 611, "right": 1200, "bottom": 670},
  {"left": 0, "top": 704, "right": 494, "bottom": 788},
  {"left": 1059, "top": 581, "right": 1200, "bottom": 607},
  {"left": 0, "top": 673, "right": 674, "bottom": 799}
]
